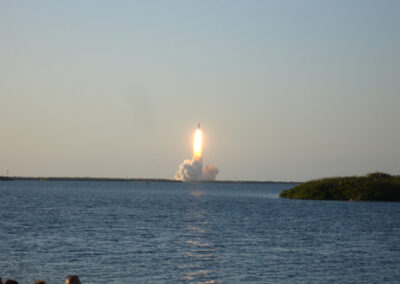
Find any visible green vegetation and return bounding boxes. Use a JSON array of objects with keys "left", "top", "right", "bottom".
[{"left": 279, "top": 172, "right": 400, "bottom": 201}]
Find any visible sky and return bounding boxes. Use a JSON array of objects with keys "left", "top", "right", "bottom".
[{"left": 1, "top": 0, "right": 399, "bottom": 181}]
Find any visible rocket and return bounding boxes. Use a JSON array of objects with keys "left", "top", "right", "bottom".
[{"left": 198, "top": 123, "right": 200, "bottom": 129}]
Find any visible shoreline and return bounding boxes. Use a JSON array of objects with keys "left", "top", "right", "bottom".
[
  {"left": 0, "top": 176, "right": 299, "bottom": 184},
  {"left": 279, "top": 172, "right": 400, "bottom": 201}
]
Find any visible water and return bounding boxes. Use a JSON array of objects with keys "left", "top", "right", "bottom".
[{"left": 1, "top": 180, "right": 399, "bottom": 283}]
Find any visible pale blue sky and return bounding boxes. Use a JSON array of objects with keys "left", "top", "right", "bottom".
[{"left": 1, "top": 0, "right": 399, "bottom": 181}]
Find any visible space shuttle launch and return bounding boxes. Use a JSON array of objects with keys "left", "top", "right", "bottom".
[{"left": 174, "top": 123, "right": 219, "bottom": 181}]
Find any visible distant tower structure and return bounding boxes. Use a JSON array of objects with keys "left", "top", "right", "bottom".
[{"left": 6, "top": 169, "right": 9, "bottom": 177}]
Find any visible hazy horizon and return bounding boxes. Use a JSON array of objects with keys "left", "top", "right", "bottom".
[{"left": 1, "top": 1, "right": 399, "bottom": 182}]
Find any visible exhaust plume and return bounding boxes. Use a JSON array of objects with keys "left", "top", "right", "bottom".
[
  {"left": 175, "top": 125, "right": 219, "bottom": 181},
  {"left": 174, "top": 159, "right": 203, "bottom": 181},
  {"left": 202, "top": 164, "right": 220, "bottom": 180}
]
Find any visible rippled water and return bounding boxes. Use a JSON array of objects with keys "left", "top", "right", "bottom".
[{"left": 1, "top": 180, "right": 399, "bottom": 283}]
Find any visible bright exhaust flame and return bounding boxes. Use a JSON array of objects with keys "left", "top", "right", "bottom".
[
  {"left": 174, "top": 124, "right": 219, "bottom": 181},
  {"left": 193, "top": 129, "right": 202, "bottom": 160}
]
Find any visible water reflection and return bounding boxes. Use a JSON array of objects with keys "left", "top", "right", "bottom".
[{"left": 178, "top": 186, "right": 216, "bottom": 283}]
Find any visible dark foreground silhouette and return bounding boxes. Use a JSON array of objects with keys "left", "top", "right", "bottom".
[
  {"left": 280, "top": 172, "right": 400, "bottom": 201},
  {"left": 0, "top": 275, "right": 81, "bottom": 284}
]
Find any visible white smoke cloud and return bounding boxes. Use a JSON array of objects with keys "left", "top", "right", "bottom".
[
  {"left": 202, "top": 164, "right": 219, "bottom": 180},
  {"left": 174, "top": 159, "right": 203, "bottom": 181},
  {"left": 175, "top": 159, "right": 219, "bottom": 181}
]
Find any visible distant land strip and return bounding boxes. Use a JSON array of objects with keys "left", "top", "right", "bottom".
[{"left": 0, "top": 176, "right": 298, "bottom": 184}]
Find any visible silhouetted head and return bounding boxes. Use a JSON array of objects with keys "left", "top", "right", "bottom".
[
  {"left": 65, "top": 275, "right": 81, "bottom": 284},
  {"left": 33, "top": 281, "right": 46, "bottom": 284},
  {"left": 4, "top": 280, "right": 19, "bottom": 284}
]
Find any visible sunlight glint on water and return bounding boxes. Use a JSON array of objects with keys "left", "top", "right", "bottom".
[{"left": 0, "top": 181, "right": 399, "bottom": 283}]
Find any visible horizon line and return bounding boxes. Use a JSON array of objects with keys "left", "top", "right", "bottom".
[{"left": 0, "top": 176, "right": 300, "bottom": 184}]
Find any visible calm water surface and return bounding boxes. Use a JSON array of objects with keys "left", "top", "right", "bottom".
[{"left": 0, "top": 181, "right": 399, "bottom": 283}]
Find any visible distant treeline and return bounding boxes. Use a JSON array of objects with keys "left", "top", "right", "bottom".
[
  {"left": 0, "top": 177, "right": 180, "bottom": 183},
  {"left": 280, "top": 172, "right": 400, "bottom": 201},
  {"left": 0, "top": 176, "right": 297, "bottom": 184},
  {"left": 0, "top": 176, "right": 13, "bottom": 181}
]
